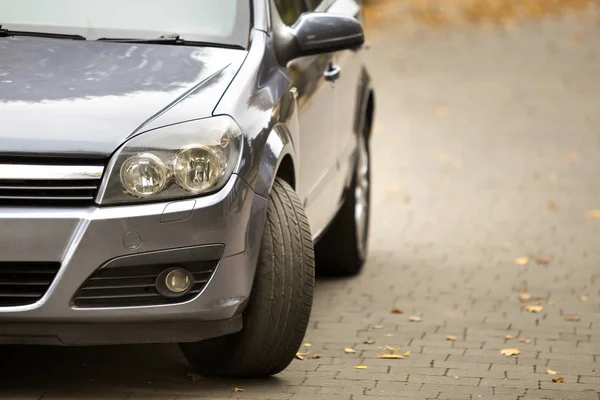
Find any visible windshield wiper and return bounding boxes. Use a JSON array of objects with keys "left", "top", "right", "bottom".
[
  {"left": 0, "top": 26, "right": 85, "bottom": 40},
  {"left": 97, "top": 33, "right": 243, "bottom": 49}
]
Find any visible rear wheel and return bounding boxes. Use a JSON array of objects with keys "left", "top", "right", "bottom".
[
  {"left": 180, "top": 178, "right": 314, "bottom": 378},
  {"left": 316, "top": 132, "right": 371, "bottom": 276}
]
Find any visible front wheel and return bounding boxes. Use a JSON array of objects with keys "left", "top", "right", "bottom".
[{"left": 180, "top": 178, "right": 315, "bottom": 378}]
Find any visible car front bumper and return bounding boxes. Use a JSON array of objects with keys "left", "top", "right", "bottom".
[{"left": 0, "top": 175, "right": 268, "bottom": 345}]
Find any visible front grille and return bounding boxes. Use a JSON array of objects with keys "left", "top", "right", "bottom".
[
  {"left": 0, "top": 179, "right": 100, "bottom": 204},
  {"left": 73, "top": 260, "right": 218, "bottom": 308},
  {"left": 0, "top": 162, "right": 104, "bottom": 206},
  {"left": 0, "top": 262, "right": 61, "bottom": 306}
]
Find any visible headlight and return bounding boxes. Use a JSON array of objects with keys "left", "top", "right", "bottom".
[{"left": 97, "top": 116, "right": 242, "bottom": 205}]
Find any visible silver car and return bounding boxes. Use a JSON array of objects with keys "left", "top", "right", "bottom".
[{"left": 0, "top": 0, "right": 375, "bottom": 377}]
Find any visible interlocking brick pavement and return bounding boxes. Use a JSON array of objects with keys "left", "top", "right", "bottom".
[{"left": 1, "top": 2, "right": 600, "bottom": 400}]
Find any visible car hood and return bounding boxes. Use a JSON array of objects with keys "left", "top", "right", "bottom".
[{"left": 0, "top": 37, "right": 247, "bottom": 158}]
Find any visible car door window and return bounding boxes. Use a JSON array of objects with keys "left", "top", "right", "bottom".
[{"left": 274, "top": 0, "right": 307, "bottom": 26}]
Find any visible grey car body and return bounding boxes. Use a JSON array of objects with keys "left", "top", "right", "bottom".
[{"left": 0, "top": 0, "right": 374, "bottom": 358}]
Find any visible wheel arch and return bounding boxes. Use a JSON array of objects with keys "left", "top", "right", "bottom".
[{"left": 253, "top": 123, "right": 298, "bottom": 197}]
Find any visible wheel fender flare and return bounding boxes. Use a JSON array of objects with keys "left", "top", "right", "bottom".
[{"left": 253, "top": 124, "right": 297, "bottom": 198}]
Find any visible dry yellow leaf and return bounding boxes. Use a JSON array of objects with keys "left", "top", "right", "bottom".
[
  {"left": 446, "top": 335, "right": 458, "bottom": 341},
  {"left": 504, "top": 335, "right": 515, "bottom": 340},
  {"left": 519, "top": 293, "right": 532, "bottom": 302},
  {"left": 295, "top": 354, "right": 305, "bottom": 360},
  {"left": 373, "top": 325, "right": 384, "bottom": 329},
  {"left": 234, "top": 388, "right": 245, "bottom": 392},
  {"left": 354, "top": 365, "right": 368, "bottom": 370},
  {"left": 453, "top": 376, "right": 461, "bottom": 380},
  {"left": 549, "top": 299, "right": 557, "bottom": 306},
  {"left": 536, "top": 256, "right": 550, "bottom": 265},
  {"left": 308, "top": 354, "right": 321, "bottom": 359},
  {"left": 344, "top": 348, "right": 356, "bottom": 354},
  {"left": 500, "top": 348, "right": 521, "bottom": 356},
  {"left": 390, "top": 307, "right": 404, "bottom": 314},
  {"left": 517, "top": 287, "right": 528, "bottom": 293},
  {"left": 547, "top": 369, "right": 559, "bottom": 375},
  {"left": 588, "top": 210, "right": 600, "bottom": 219},
  {"left": 565, "top": 316, "right": 581, "bottom": 322},
  {"left": 580, "top": 295, "right": 589, "bottom": 302},
  {"left": 515, "top": 257, "right": 530, "bottom": 265},
  {"left": 303, "top": 343, "right": 312, "bottom": 347},
  {"left": 385, "top": 346, "right": 401, "bottom": 352},
  {"left": 552, "top": 376, "right": 565, "bottom": 383},
  {"left": 409, "top": 316, "right": 424, "bottom": 323},
  {"left": 403, "top": 351, "right": 411, "bottom": 357},
  {"left": 377, "top": 354, "right": 405, "bottom": 359},
  {"left": 525, "top": 305, "right": 543, "bottom": 313},
  {"left": 364, "top": 339, "right": 375, "bottom": 345},
  {"left": 518, "top": 338, "right": 531, "bottom": 343},
  {"left": 384, "top": 333, "right": 393, "bottom": 337},
  {"left": 548, "top": 202, "right": 558, "bottom": 212},
  {"left": 186, "top": 373, "right": 203, "bottom": 382}
]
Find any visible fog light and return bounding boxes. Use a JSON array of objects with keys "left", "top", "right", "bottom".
[{"left": 156, "top": 267, "right": 194, "bottom": 298}]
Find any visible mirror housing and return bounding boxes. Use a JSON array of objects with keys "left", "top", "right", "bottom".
[{"left": 275, "top": 12, "right": 365, "bottom": 65}]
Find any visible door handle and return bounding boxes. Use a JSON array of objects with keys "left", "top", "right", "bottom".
[{"left": 323, "top": 64, "right": 342, "bottom": 82}]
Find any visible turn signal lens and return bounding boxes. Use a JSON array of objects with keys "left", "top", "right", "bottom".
[{"left": 119, "top": 153, "right": 167, "bottom": 197}]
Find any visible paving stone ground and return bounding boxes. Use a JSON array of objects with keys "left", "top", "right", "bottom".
[{"left": 1, "top": 3, "right": 600, "bottom": 400}]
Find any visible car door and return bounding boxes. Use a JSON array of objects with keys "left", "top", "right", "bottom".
[
  {"left": 321, "top": 0, "right": 365, "bottom": 199},
  {"left": 274, "top": 0, "right": 342, "bottom": 238}
]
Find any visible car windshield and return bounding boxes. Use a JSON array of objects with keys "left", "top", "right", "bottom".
[{"left": 0, "top": 0, "right": 250, "bottom": 48}]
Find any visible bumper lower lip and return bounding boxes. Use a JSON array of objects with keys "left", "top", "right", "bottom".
[{"left": 0, "top": 174, "right": 268, "bottom": 344}]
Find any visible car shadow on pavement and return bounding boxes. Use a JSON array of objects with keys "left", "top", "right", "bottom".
[{"left": 0, "top": 343, "right": 297, "bottom": 398}]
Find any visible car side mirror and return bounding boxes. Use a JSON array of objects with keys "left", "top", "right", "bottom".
[{"left": 275, "top": 12, "right": 365, "bottom": 65}]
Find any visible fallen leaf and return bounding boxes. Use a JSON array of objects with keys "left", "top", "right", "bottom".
[
  {"left": 386, "top": 185, "right": 402, "bottom": 194},
  {"left": 504, "top": 335, "right": 515, "bottom": 340},
  {"left": 385, "top": 346, "right": 401, "bottom": 352},
  {"left": 308, "top": 354, "right": 321, "bottom": 359},
  {"left": 454, "top": 375, "right": 461, "bottom": 380},
  {"left": 549, "top": 299, "right": 556, "bottom": 306},
  {"left": 536, "top": 256, "right": 550, "bottom": 264},
  {"left": 384, "top": 333, "right": 393, "bottom": 337},
  {"left": 295, "top": 354, "right": 305, "bottom": 360},
  {"left": 435, "top": 106, "right": 451, "bottom": 117},
  {"left": 446, "top": 335, "right": 458, "bottom": 341},
  {"left": 409, "top": 316, "right": 424, "bottom": 323},
  {"left": 518, "top": 338, "right": 531, "bottom": 343},
  {"left": 373, "top": 325, "right": 384, "bottom": 329},
  {"left": 303, "top": 343, "right": 312, "bottom": 347},
  {"left": 403, "top": 350, "right": 411, "bottom": 357},
  {"left": 548, "top": 202, "right": 558, "bottom": 212},
  {"left": 234, "top": 388, "right": 245, "bottom": 392},
  {"left": 515, "top": 257, "right": 530, "bottom": 265},
  {"left": 552, "top": 376, "right": 565, "bottom": 383},
  {"left": 547, "top": 369, "right": 559, "bottom": 375},
  {"left": 580, "top": 295, "right": 589, "bottom": 302},
  {"left": 519, "top": 293, "right": 532, "bottom": 302},
  {"left": 525, "top": 305, "right": 543, "bottom": 313},
  {"left": 565, "top": 316, "right": 581, "bottom": 322},
  {"left": 588, "top": 210, "right": 600, "bottom": 219},
  {"left": 186, "top": 373, "right": 203, "bottom": 382},
  {"left": 567, "top": 151, "right": 581, "bottom": 163},
  {"left": 354, "top": 365, "right": 368, "bottom": 369},
  {"left": 364, "top": 339, "right": 375, "bottom": 345},
  {"left": 390, "top": 307, "right": 404, "bottom": 314},
  {"left": 500, "top": 348, "right": 521, "bottom": 356},
  {"left": 344, "top": 348, "right": 356, "bottom": 354},
  {"left": 377, "top": 354, "right": 404, "bottom": 359},
  {"left": 517, "top": 286, "right": 528, "bottom": 293}
]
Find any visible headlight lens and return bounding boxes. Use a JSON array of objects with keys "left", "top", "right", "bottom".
[
  {"left": 174, "top": 146, "right": 223, "bottom": 193},
  {"left": 120, "top": 153, "right": 168, "bottom": 197},
  {"left": 97, "top": 116, "right": 242, "bottom": 205}
]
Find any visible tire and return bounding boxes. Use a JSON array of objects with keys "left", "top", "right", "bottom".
[
  {"left": 316, "top": 132, "right": 371, "bottom": 276},
  {"left": 180, "top": 178, "right": 315, "bottom": 378}
]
